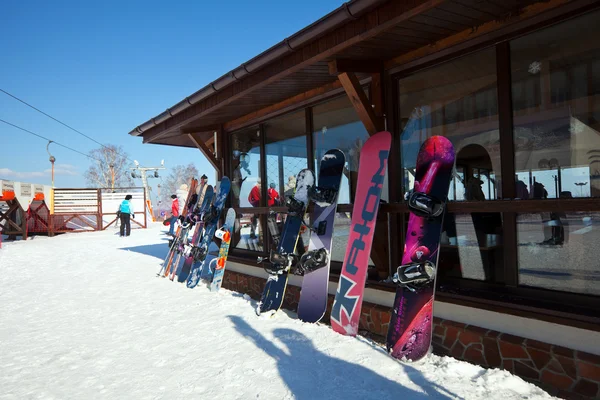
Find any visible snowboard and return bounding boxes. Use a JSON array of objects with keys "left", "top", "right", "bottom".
[
  {"left": 210, "top": 208, "right": 236, "bottom": 292},
  {"left": 172, "top": 184, "right": 213, "bottom": 281},
  {"left": 330, "top": 131, "right": 391, "bottom": 336},
  {"left": 186, "top": 177, "right": 231, "bottom": 289},
  {"left": 256, "top": 169, "right": 314, "bottom": 316},
  {"left": 296, "top": 149, "right": 345, "bottom": 323},
  {"left": 386, "top": 135, "right": 455, "bottom": 362},
  {"left": 160, "top": 178, "right": 198, "bottom": 277}
]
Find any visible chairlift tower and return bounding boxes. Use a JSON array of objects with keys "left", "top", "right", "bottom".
[{"left": 130, "top": 160, "right": 166, "bottom": 221}]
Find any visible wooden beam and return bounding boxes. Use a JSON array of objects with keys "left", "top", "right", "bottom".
[
  {"left": 223, "top": 80, "right": 345, "bottom": 132},
  {"left": 370, "top": 72, "right": 383, "bottom": 118},
  {"left": 338, "top": 72, "right": 383, "bottom": 135},
  {"left": 188, "top": 132, "right": 221, "bottom": 174},
  {"left": 180, "top": 124, "right": 221, "bottom": 135},
  {"left": 328, "top": 59, "right": 383, "bottom": 75}
]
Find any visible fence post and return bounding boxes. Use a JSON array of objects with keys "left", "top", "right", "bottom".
[{"left": 143, "top": 189, "right": 147, "bottom": 228}]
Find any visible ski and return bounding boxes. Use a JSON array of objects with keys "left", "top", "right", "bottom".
[
  {"left": 330, "top": 131, "right": 391, "bottom": 336},
  {"left": 386, "top": 135, "right": 454, "bottom": 362},
  {"left": 159, "top": 177, "right": 198, "bottom": 277},
  {"left": 209, "top": 208, "right": 236, "bottom": 291},
  {"left": 296, "top": 149, "right": 345, "bottom": 323},
  {"left": 186, "top": 177, "right": 231, "bottom": 289},
  {"left": 171, "top": 184, "right": 213, "bottom": 281},
  {"left": 256, "top": 169, "right": 314, "bottom": 316}
]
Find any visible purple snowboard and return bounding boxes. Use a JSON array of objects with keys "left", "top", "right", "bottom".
[
  {"left": 297, "top": 149, "right": 345, "bottom": 323},
  {"left": 386, "top": 135, "right": 454, "bottom": 362}
]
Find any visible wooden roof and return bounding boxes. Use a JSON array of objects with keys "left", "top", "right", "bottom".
[{"left": 130, "top": 0, "right": 577, "bottom": 149}]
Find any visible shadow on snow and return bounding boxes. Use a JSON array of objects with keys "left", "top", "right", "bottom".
[
  {"left": 228, "top": 315, "right": 456, "bottom": 400},
  {"left": 118, "top": 243, "right": 169, "bottom": 261}
]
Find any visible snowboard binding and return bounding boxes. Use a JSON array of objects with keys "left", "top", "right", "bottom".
[
  {"left": 293, "top": 248, "right": 329, "bottom": 276},
  {"left": 392, "top": 261, "right": 436, "bottom": 292},
  {"left": 285, "top": 195, "right": 306, "bottom": 217},
  {"left": 203, "top": 206, "right": 219, "bottom": 225},
  {"left": 190, "top": 244, "right": 208, "bottom": 262},
  {"left": 405, "top": 191, "right": 445, "bottom": 219},
  {"left": 257, "top": 249, "right": 298, "bottom": 274},
  {"left": 309, "top": 186, "right": 337, "bottom": 206}
]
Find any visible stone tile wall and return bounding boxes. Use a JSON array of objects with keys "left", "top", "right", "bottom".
[{"left": 222, "top": 269, "right": 600, "bottom": 399}]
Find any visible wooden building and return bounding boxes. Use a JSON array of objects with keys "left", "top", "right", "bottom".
[{"left": 130, "top": 1, "right": 600, "bottom": 397}]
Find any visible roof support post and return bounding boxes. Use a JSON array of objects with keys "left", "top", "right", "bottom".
[
  {"left": 188, "top": 132, "right": 222, "bottom": 175},
  {"left": 337, "top": 71, "right": 383, "bottom": 136}
]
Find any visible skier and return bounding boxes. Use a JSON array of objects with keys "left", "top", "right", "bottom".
[
  {"left": 168, "top": 194, "right": 179, "bottom": 236},
  {"left": 117, "top": 194, "right": 135, "bottom": 237}
]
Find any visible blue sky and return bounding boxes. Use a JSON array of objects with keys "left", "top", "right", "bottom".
[{"left": 0, "top": 0, "right": 343, "bottom": 202}]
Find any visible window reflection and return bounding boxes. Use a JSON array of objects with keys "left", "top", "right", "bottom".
[
  {"left": 312, "top": 95, "right": 385, "bottom": 203},
  {"left": 511, "top": 10, "right": 600, "bottom": 198},
  {"left": 517, "top": 212, "right": 600, "bottom": 296},
  {"left": 231, "top": 127, "right": 261, "bottom": 208},
  {"left": 398, "top": 47, "right": 500, "bottom": 200},
  {"left": 439, "top": 213, "right": 504, "bottom": 283},
  {"left": 232, "top": 212, "right": 264, "bottom": 252},
  {"left": 264, "top": 111, "right": 307, "bottom": 206}
]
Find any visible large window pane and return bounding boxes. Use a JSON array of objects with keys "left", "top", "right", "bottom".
[
  {"left": 264, "top": 111, "right": 307, "bottom": 205},
  {"left": 439, "top": 213, "right": 504, "bottom": 283},
  {"left": 398, "top": 48, "right": 504, "bottom": 284},
  {"left": 511, "top": 10, "right": 600, "bottom": 198},
  {"left": 231, "top": 126, "right": 261, "bottom": 208},
  {"left": 312, "top": 95, "right": 383, "bottom": 204},
  {"left": 517, "top": 212, "right": 600, "bottom": 296},
  {"left": 398, "top": 47, "right": 500, "bottom": 201}
]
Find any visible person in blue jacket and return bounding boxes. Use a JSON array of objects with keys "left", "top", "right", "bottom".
[{"left": 117, "top": 194, "right": 135, "bottom": 237}]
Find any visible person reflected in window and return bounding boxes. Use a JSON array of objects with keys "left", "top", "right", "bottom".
[
  {"left": 268, "top": 183, "right": 280, "bottom": 206},
  {"left": 248, "top": 179, "right": 261, "bottom": 239}
]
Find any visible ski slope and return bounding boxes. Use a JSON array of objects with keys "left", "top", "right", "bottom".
[{"left": 0, "top": 224, "right": 555, "bottom": 399}]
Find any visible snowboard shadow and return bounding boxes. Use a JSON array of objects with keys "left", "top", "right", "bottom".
[
  {"left": 118, "top": 244, "right": 168, "bottom": 260},
  {"left": 228, "top": 315, "right": 454, "bottom": 400}
]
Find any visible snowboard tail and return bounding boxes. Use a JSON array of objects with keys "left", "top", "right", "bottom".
[{"left": 386, "top": 135, "right": 455, "bottom": 362}]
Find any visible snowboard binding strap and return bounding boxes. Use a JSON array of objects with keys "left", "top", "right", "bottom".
[
  {"left": 285, "top": 196, "right": 306, "bottom": 216},
  {"left": 309, "top": 186, "right": 337, "bottom": 206},
  {"left": 257, "top": 249, "right": 298, "bottom": 275},
  {"left": 293, "top": 248, "right": 329, "bottom": 276},
  {"left": 392, "top": 261, "right": 436, "bottom": 292},
  {"left": 405, "top": 191, "right": 445, "bottom": 219}
]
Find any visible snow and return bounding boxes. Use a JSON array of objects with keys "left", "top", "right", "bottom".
[{"left": 0, "top": 224, "right": 556, "bottom": 399}]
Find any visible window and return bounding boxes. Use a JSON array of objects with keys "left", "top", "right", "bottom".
[
  {"left": 511, "top": 10, "right": 600, "bottom": 199},
  {"left": 264, "top": 111, "right": 307, "bottom": 206},
  {"left": 517, "top": 212, "right": 599, "bottom": 296},
  {"left": 398, "top": 47, "right": 501, "bottom": 201},
  {"left": 230, "top": 126, "right": 262, "bottom": 251},
  {"left": 312, "top": 96, "right": 375, "bottom": 204},
  {"left": 231, "top": 126, "right": 261, "bottom": 208},
  {"left": 397, "top": 48, "right": 504, "bottom": 285}
]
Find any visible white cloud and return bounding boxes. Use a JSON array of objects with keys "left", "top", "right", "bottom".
[{"left": 0, "top": 164, "right": 79, "bottom": 180}]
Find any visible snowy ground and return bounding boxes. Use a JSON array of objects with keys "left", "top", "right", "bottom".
[{"left": 0, "top": 224, "right": 556, "bottom": 399}]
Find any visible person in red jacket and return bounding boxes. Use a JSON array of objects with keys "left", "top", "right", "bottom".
[
  {"left": 168, "top": 194, "right": 179, "bottom": 236},
  {"left": 248, "top": 179, "right": 261, "bottom": 238}
]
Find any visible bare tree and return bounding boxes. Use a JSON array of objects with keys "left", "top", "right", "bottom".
[
  {"left": 84, "top": 144, "right": 134, "bottom": 189},
  {"left": 159, "top": 163, "right": 199, "bottom": 207}
]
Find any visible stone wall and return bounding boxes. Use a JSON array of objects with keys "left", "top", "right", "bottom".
[{"left": 222, "top": 269, "right": 600, "bottom": 399}]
